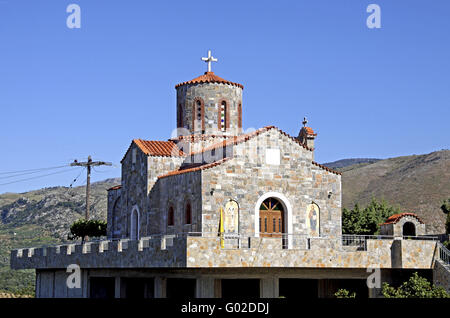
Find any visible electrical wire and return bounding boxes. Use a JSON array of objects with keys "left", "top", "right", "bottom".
[
  {"left": 0, "top": 168, "right": 80, "bottom": 186},
  {"left": 0, "top": 165, "right": 69, "bottom": 176}
]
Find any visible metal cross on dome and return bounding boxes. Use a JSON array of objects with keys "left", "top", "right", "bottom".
[
  {"left": 302, "top": 117, "right": 308, "bottom": 127},
  {"left": 201, "top": 50, "right": 218, "bottom": 72}
]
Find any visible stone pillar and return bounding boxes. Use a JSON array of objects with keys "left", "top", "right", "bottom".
[
  {"left": 114, "top": 277, "right": 121, "bottom": 298},
  {"left": 391, "top": 238, "right": 403, "bottom": 268},
  {"left": 196, "top": 277, "right": 216, "bottom": 298},
  {"left": 154, "top": 276, "right": 167, "bottom": 298},
  {"left": 35, "top": 270, "right": 41, "bottom": 298},
  {"left": 82, "top": 270, "right": 89, "bottom": 298},
  {"left": 260, "top": 277, "right": 279, "bottom": 298}
]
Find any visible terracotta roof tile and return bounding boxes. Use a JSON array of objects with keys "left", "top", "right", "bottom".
[
  {"left": 107, "top": 185, "right": 122, "bottom": 191},
  {"left": 157, "top": 157, "right": 232, "bottom": 179},
  {"left": 134, "top": 139, "right": 185, "bottom": 157},
  {"left": 304, "top": 127, "right": 317, "bottom": 136},
  {"left": 188, "top": 126, "right": 313, "bottom": 157},
  {"left": 312, "top": 161, "right": 342, "bottom": 176},
  {"left": 382, "top": 213, "right": 424, "bottom": 225},
  {"left": 175, "top": 72, "right": 244, "bottom": 89}
]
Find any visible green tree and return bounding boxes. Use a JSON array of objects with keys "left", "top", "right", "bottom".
[
  {"left": 68, "top": 219, "right": 107, "bottom": 243},
  {"left": 441, "top": 198, "right": 450, "bottom": 234},
  {"left": 342, "top": 198, "right": 401, "bottom": 235},
  {"left": 382, "top": 272, "right": 450, "bottom": 298}
]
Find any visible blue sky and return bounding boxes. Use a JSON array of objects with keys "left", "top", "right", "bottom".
[{"left": 0, "top": 0, "right": 449, "bottom": 193}]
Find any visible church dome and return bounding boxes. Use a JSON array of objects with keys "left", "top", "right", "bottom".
[
  {"left": 175, "top": 72, "right": 244, "bottom": 90},
  {"left": 175, "top": 51, "right": 244, "bottom": 137}
]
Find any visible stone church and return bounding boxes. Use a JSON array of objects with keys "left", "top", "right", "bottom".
[{"left": 11, "top": 52, "right": 450, "bottom": 298}]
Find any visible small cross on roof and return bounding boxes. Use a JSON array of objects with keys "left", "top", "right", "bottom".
[{"left": 201, "top": 50, "right": 218, "bottom": 72}]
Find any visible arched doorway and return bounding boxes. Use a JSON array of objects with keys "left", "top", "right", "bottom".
[
  {"left": 259, "top": 198, "right": 284, "bottom": 238},
  {"left": 403, "top": 222, "right": 416, "bottom": 237}
]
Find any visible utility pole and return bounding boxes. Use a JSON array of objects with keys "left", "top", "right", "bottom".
[{"left": 71, "top": 156, "right": 112, "bottom": 220}]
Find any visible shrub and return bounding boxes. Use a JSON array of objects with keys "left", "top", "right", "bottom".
[
  {"left": 68, "top": 219, "right": 107, "bottom": 243},
  {"left": 382, "top": 272, "right": 450, "bottom": 298},
  {"left": 334, "top": 289, "right": 356, "bottom": 298}
]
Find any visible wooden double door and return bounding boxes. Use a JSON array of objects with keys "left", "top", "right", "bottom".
[{"left": 259, "top": 198, "right": 284, "bottom": 238}]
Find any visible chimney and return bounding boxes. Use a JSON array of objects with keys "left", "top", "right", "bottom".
[{"left": 298, "top": 117, "right": 317, "bottom": 159}]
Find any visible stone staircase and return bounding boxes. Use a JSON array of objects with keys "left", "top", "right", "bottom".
[{"left": 433, "top": 242, "right": 450, "bottom": 292}]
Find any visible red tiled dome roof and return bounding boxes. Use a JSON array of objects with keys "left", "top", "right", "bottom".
[{"left": 175, "top": 72, "right": 244, "bottom": 89}]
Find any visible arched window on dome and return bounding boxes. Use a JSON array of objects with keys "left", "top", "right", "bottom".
[
  {"left": 177, "top": 104, "right": 183, "bottom": 128},
  {"left": 193, "top": 98, "right": 205, "bottom": 133},
  {"left": 218, "top": 99, "right": 229, "bottom": 132},
  {"left": 238, "top": 102, "right": 242, "bottom": 129}
]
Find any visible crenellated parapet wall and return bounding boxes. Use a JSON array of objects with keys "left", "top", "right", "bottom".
[{"left": 11, "top": 235, "right": 437, "bottom": 271}]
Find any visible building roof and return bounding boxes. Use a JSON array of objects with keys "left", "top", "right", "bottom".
[
  {"left": 120, "top": 139, "right": 185, "bottom": 164},
  {"left": 166, "top": 126, "right": 341, "bottom": 177},
  {"left": 157, "top": 157, "right": 232, "bottom": 179},
  {"left": 134, "top": 139, "right": 185, "bottom": 157},
  {"left": 188, "top": 125, "right": 315, "bottom": 156},
  {"left": 382, "top": 213, "right": 424, "bottom": 225},
  {"left": 303, "top": 127, "right": 317, "bottom": 136},
  {"left": 107, "top": 185, "right": 122, "bottom": 191},
  {"left": 175, "top": 72, "right": 244, "bottom": 89}
]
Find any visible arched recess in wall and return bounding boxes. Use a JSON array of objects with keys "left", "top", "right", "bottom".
[
  {"left": 237, "top": 102, "right": 242, "bottom": 129},
  {"left": 306, "top": 202, "right": 320, "bottom": 237},
  {"left": 130, "top": 205, "right": 140, "bottom": 240},
  {"left": 111, "top": 197, "right": 121, "bottom": 239},
  {"left": 177, "top": 103, "right": 183, "bottom": 128},
  {"left": 218, "top": 99, "right": 230, "bottom": 132},
  {"left": 403, "top": 222, "right": 416, "bottom": 236},
  {"left": 254, "top": 192, "right": 293, "bottom": 248},
  {"left": 192, "top": 97, "right": 205, "bottom": 133},
  {"left": 185, "top": 201, "right": 192, "bottom": 225}
]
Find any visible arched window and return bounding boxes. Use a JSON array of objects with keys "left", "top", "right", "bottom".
[
  {"left": 238, "top": 102, "right": 242, "bottom": 129},
  {"left": 185, "top": 202, "right": 192, "bottom": 225},
  {"left": 259, "top": 198, "right": 284, "bottom": 238},
  {"left": 218, "top": 100, "right": 229, "bottom": 132},
  {"left": 111, "top": 198, "right": 121, "bottom": 239},
  {"left": 177, "top": 104, "right": 183, "bottom": 128},
  {"left": 192, "top": 98, "right": 204, "bottom": 133},
  {"left": 130, "top": 206, "right": 139, "bottom": 240},
  {"left": 168, "top": 206, "right": 175, "bottom": 226}
]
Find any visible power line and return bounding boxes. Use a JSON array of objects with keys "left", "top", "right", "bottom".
[
  {"left": 0, "top": 168, "right": 80, "bottom": 186},
  {"left": 0, "top": 166, "right": 72, "bottom": 180},
  {"left": 0, "top": 165, "right": 69, "bottom": 176}
]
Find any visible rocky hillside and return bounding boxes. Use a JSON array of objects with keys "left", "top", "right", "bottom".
[
  {"left": 328, "top": 150, "right": 450, "bottom": 234},
  {"left": 0, "top": 178, "right": 120, "bottom": 294}
]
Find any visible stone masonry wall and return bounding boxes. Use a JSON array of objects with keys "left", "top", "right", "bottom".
[
  {"left": 176, "top": 83, "right": 243, "bottom": 136},
  {"left": 200, "top": 129, "right": 342, "bottom": 238},
  {"left": 154, "top": 171, "right": 202, "bottom": 235}
]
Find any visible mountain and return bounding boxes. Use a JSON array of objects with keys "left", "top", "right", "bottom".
[
  {"left": 323, "top": 158, "right": 381, "bottom": 170},
  {"left": 326, "top": 150, "right": 450, "bottom": 234},
  {"left": 0, "top": 178, "right": 120, "bottom": 294}
]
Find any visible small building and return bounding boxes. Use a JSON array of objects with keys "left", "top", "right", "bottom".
[{"left": 380, "top": 213, "right": 426, "bottom": 237}]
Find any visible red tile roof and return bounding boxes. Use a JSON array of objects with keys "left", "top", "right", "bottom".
[
  {"left": 134, "top": 139, "right": 185, "bottom": 157},
  {"left": 304, "top": 127, "right": 317, "bottom": 136},
  {"left": 188, "top": 126, "right": 312, "bottom": 156},
  {"left": 312, "top": 161, "right": 342, "bottom": 176},
  {"left": 382, "top": 213, "right": 424, "bottom": 225},
  {"left": 175, "top": 72, "right": 244, "bottom": 89},
  {"left": 107, "top": 185, "right": 122, "bottom": 191},
  {"left": 157, "top": 157, "right": 232, "bottom": 179}
]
